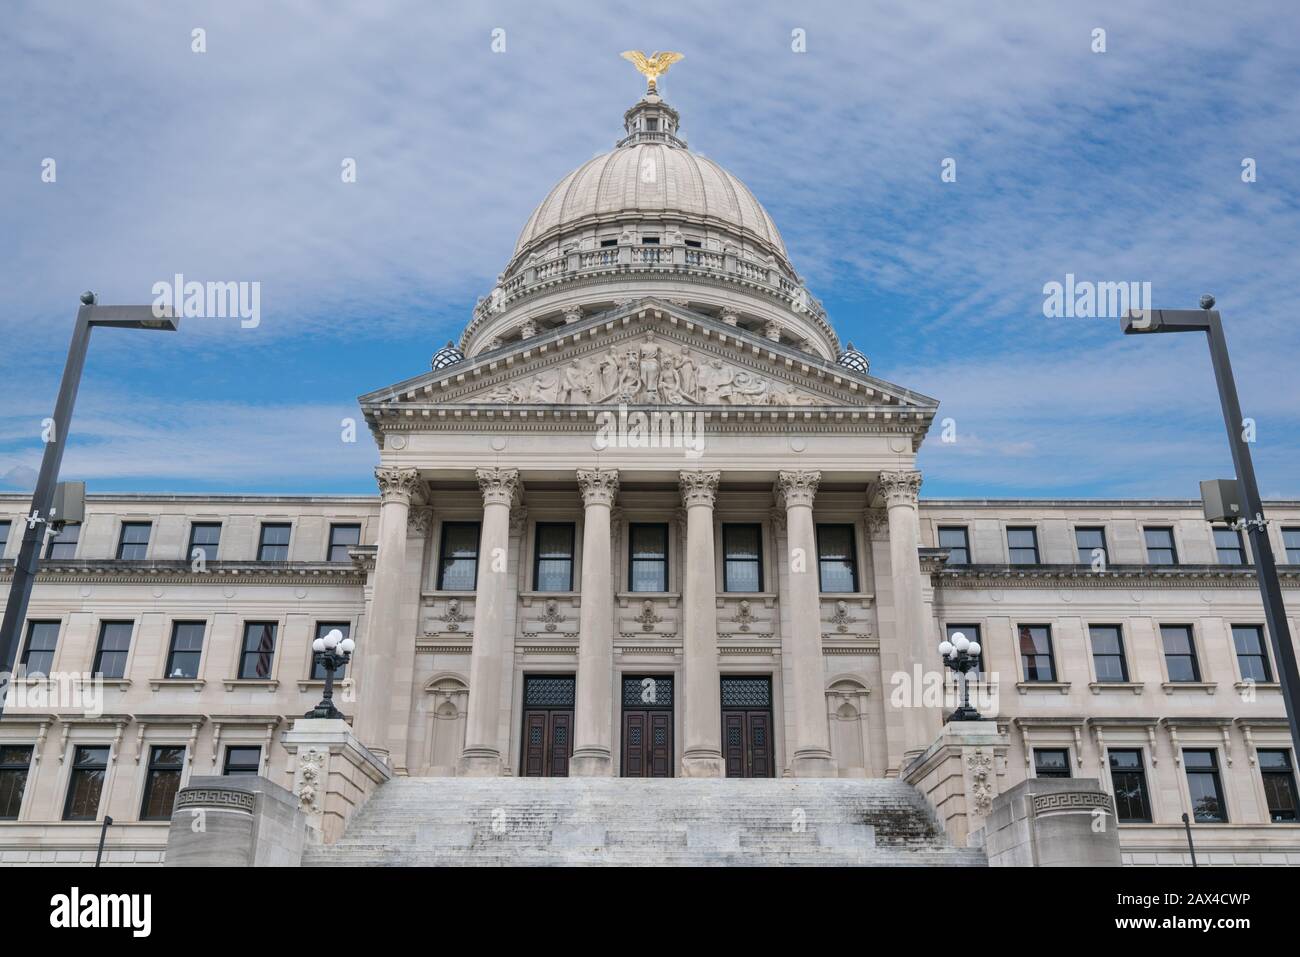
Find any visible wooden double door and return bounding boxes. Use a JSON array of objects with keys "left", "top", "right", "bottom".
[
  {"left": 721, "top": 676, "right": 775, "bottom": 778},
  {"left": 520, "top": 675, "right": 574, "bottom": 777},
  {"left": 621, "top": 675, "right": 674, "bottom": 777}
]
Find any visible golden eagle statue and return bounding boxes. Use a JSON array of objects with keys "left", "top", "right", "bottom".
[{"left": 620, "top": 50, "right": 685, "bottom": 92}]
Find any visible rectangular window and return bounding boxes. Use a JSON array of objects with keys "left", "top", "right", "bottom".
[
  {"left": 945, "top": 624, "right": 983, "bottom": 675},
  {"left": 187, "top": 523, "right": 221, "bottom": 563},
  {"left": 116, "top": 521, "right": 151, "bottom": 560},
  {"left": 1214, "top": 527, "right": 1245, "bottom": 564},
  {"left": 165, "top": 621, "right": 205, "bottom": 680},
  {"left": 63, "top": 745, "right": 109, "bottom": 821},
  {"left": 223, "top": 746, "right": 262, "bottom": 776},
  {"left": 1109, "top": 749, "right": 1152, "bottom": 823},
  {"left": 257, "top": 523, "right": 291, "bottom": 561},
  {"left": 1007, "top": 527, "right": 1039, "bottom": 564},
  {"left": 238, "top": 622, "right": 278, "bottom": 680},
  {"left": 44, "top": 523, "right": 78, "bottom": 559},
  {"left": 1075, "top": 527, "right": 1107, "bottom": 565},
  {"left": 723, "top": 524, "right": 763, "bottom": 593},
  {"left": 327, "top": 523, "right": 361, "bottom": 562},
  {"left": 0, "top": 520, "right": 10, "bottom": 554},
  {"left": 1284, "top": 528, "right": 1300, "bottom": 564},
  {"left": 938, "top": 526, "right": 970, "bottom": 564},
  {"left": 1184, "top": 749, "right": 1228, "bottom": 823},
  {"left": 1232, "top": 625, "right": 1272, "bottom": 683},
  {"left": 437, "top": 522, "right": 480, "bottom": 590},
  {"left": 1260, "top": 750, "right": 1298, "bottom": 822},
  {"left": 311, "top": 622, "right": 351, "bottom": 679},
  {"left": 599, "top": 238, "right": 617, "bottom": 248},
  {"left": 1088, "top": 625, "right": 1129, "bottom": 682},
  {"left": 91, "top": 621, "right": 133, "bottom": 680},
  {"left": 629, "top": 523, "right": 669, "bottom": 592},
  {"left": 19, "top": 621, "right": 60, "bottom": 677},
  {"left": 0, "top": 745, "right": 33, "bottom": 819},
  {"left": 1161, "top": 625, "right": 1201, "bottom": 682},
  {"left": 1018, "top": 624, "right": 1056, "bottom": 682},
  {"left": 1034, "top": 748, "right": 1071, "bottom": 779},
  {"left": 1144, "top": 527, "right": 1178, "bottom": 565},
  {"left": 816, "top": 524, "right": 858, "bottom": 593},
  {"left": 140, "top": 745, "right": 185, "bottom": 821},
  {"left": 533, "top": 523, "right": 576, "bottom": 592}
]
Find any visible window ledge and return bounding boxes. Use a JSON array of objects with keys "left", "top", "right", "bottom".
[
  {"left": 1161, "top": 681, "right": 1217, "bottom": 695},
  {"left": 1089, "top": 681, "right": 1144, "bottom": 695},
  {"left": 1016, "top": 681, "right": 1071, "bottom": 695},
  {"left": 223, "top": 679, "right": 280, "bottom": 692},
  {"left": 149, "top": 678, "right": 206, "bottom": 692},
  {"left": 1234, "top": 680, "right": 1280, "bottom": 693},
  {"left": 297, "top": 678, "right": 353, "bottom": 693}
]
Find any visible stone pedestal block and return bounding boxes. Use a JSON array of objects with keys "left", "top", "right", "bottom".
[
  {"left": 164, "top": 775, "right": 305, "bottom": 867},
  {"left": 902, "top": 720, "right": 1009, "bottom": 847},
  {"left": 973, "top": 777, "right": 1122, "bottom": 867},
  {"left": 281, "top": 717, "right": 392, "bottom": 844}
]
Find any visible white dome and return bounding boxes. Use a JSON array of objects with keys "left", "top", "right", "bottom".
[{"left": 511, "top": 145, "right": 787, "bottom": 261}]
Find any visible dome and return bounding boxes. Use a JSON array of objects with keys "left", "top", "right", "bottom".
[
  {"left": 431, "top": 341, "right": 465, "bottom": 370},
  {"left": 512, "top": 144, "right": 787, "bottom": 261},
  {"left": 837, "top": 343, "right": 869, "bottom": 375}
]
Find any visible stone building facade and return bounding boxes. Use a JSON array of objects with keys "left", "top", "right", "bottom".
[{"left": 0, "top": 83, "right": 1297, "bottom": 865}]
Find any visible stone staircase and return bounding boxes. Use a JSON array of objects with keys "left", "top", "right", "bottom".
[{"left": 303, "top": 777, "right": 988, "bottom": 866}]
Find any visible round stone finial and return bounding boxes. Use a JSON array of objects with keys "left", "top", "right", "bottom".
[
  {"left": 80, "top": 291, "right": 96, "bottom": 305},
  {"left": 1199, "top": 294, "right": 1216, "bottom": 310}
]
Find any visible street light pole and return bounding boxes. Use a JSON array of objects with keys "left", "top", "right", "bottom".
[
  {"left": 1123, "top": 296, "right": 1300, "bottom": 758},
  {"left": 0, "top": 294, "right": 177, "bottom": 718}
]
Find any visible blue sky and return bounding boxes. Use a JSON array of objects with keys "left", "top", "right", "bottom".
[{"left": 2, "top": 0, "right": 1298, "bottom": 498}]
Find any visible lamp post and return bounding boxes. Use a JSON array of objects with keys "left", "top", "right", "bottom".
[
  {"left": 0, "top": 294, "right": 178, "bottom": 719},
  {"left": 1122, "top": 296, "right": 1300, "bottom": 758},
  {"left": 305, "top": 628, "right": 354, "bottom": 719},
  {"left": 938, "top": 631, "right": 983, "bottom": 721}
]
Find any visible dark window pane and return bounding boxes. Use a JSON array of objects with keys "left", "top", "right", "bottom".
[
  {"left": 1184, "top": 749, "right": 1227, "bottom": 822},
  {"left": 165, "top": 622, "right": 206, "bottom": 679},
  {"left": 1161, "top": 625, "right": 1201, "bottom": 682},
  {"left": 938, "top": 527, "right": 970, "bottom": 564},
  {"left": 0, "top": 746, "right": 33, "bottom": 819},
  {"left": 1232, "top": 625, "right": 1272, "bottom": 683},
  {"left": 1034, "top": 748, "right": 1071, "bottom": 778},
  {"left": 63, "top": 746, "right": 109, "bottom": 821},
  {"left": 534, "top": 523, "right": 575, "bottom": 592},
  {"left": 723, "top": 525, "right": 762, "bottom": 592},
  {"left": 1284, "top": 529, "right": 1300, "bottom": 564},
  {"left": 1076, "top": 527, "right": 1107, "bottom": 564},
  {"left": 1018, "top": 625, "right": 1055, "bottom": 681},
  {"left": 328, "top": 524, "right": 361, "bottom": 562},
  {"left": 117, "top": 522, "right": 151, "bottom": 560},
  {"left": 1260, "top": 750, "right": 1297, "bottom": 822},
  {"left": 1109, "top": 749, "right": 1152, "bottom": 822},
  {"left": 1144, "top": 527, "right": 1177, "bottom": 564},
  {"left": 238, "top": 622, "right": 278, "bottom": 679},
  {"left": 629, "top": 524, "right": 668, "bottom": 592},
  {"left": 223, "top": 746, "right": 262, "bottom": 776},
  {"left": 45, "top": 523, "right": 79, "bottom": 559},
  {"left": 0, "top": 520, "right": 11, "bottom": 551},
  {"left": 1007, "top": 527, "right": 1039, "bottom": 564},
  {"left": 1089, "top": 625, "right": 1128, "bottom": 682},
  {"left": 1214, "top": 527, "right": 1245, "bottom": 564},
  {"left": 257, "top": 523, "right": 291, "bottom": 561},
  {"left": 20, "top": 621, "right": 60, "bottom": 677},
  {"left": 817, "top": 525, "right": 858, "bottom": 593},
  {"left": 438, "top": 522, "right": 480, "bottom": 590},
  {"left": 188, "top": 523, "right": 221, "bottom": 563},
  {"left": 945, "top": 624, "right": 983, "bottom": 675},
  {"left": 140, "top": 746, "right": 186, "bottom": 820},
  {"left": 312, "top": 622, "right": 351, "bottom": 679},
  {"left": 92, "top": 621, "right": 133, "bottom": 679}
]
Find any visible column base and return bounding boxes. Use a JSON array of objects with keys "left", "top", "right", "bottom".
[
  {"left": 569, "top": 748, "right": 614, "bottom": 776},
  {"left": 457, "top": 748, "right": 504, "bottom": 777},
  {"left": 680, "top": 749, "right": 725, "bottom": 778},
  {"left": 790, "top": 749, "right": 837, "bottom": 778}
]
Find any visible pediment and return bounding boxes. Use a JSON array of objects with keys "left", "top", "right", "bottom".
[{"left": 360, "top": 299, "right": 939, "bottom": 418}]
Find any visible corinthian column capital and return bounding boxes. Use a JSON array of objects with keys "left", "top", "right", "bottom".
[
  {"left": 679, "top": 469, "right": 721, "bottom": 508},
  {"left": 577, "top": 468, "right": 620, "bottom": 508},
  {"left": 477, "top": 467, "right": 521, "bottom": 507},
  {"left": 375, "top": 466, "right": 421, "bottom": 505},
  {"left": 878, "top": 470, "right": 922, "bottom": 508},
  {"left": 775, "top": 469, "right": 821, "bottom": 509}
]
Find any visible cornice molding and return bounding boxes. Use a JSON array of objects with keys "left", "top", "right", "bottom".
[{"left": 932, "top": 563, "right": 1300, "bottom": 589}]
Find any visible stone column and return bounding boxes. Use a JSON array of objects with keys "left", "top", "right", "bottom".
[
  {"left": 355, "top": 466, "right": 420, "bottom": 760},
  {"left": 879, "top": 469, "right": 941, "bottom": 761},
  {"left": 775, "top": 470, "right": 835, "bottom": 776},
  {"left": 679, "top": 470, "right": 724, "bottom": 777},
  {"left": 570, "top": 468, "right": 619, "bottom": 776},
  {"left": 459, "top": 467, "right": 521, "bottom": 776}
]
